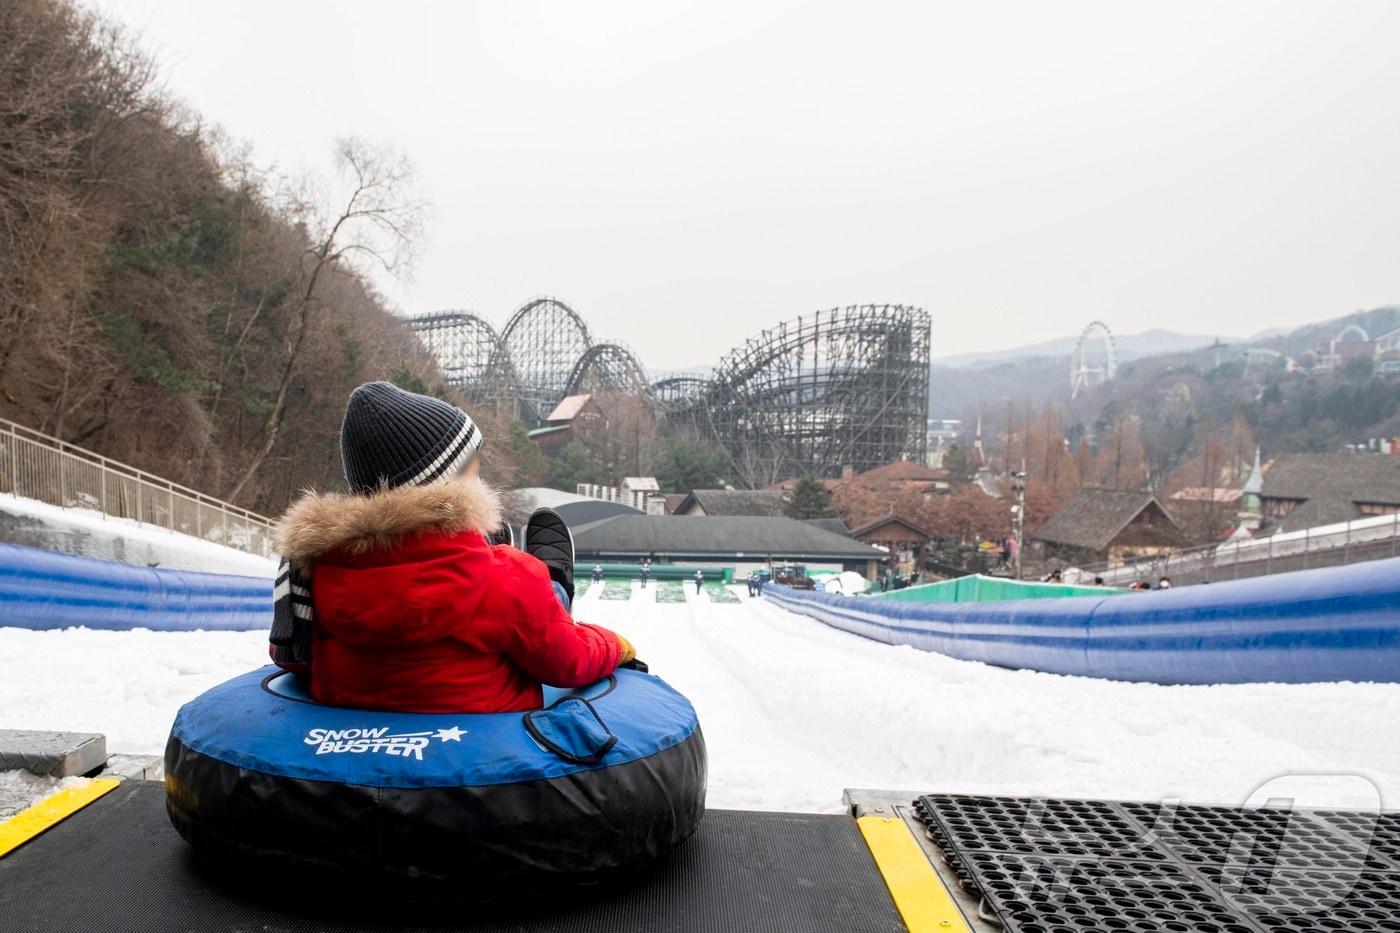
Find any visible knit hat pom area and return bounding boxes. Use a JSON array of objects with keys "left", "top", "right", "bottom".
[{"left": 340, "top": 381, "right": 483, "bottom": 493}]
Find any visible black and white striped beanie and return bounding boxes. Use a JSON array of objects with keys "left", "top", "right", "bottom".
[
  {"left": 269, "top": 382, "right": 483, "bottom": 673},
  {"left": 339, "top": 381, "right": 483, "bottom": 493}
]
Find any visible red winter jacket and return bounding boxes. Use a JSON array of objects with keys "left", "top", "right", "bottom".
[{"left": 272, "top": 479, "right": 623, "bottom": 713}]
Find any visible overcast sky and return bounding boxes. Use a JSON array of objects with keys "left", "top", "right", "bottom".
[{"left": 89, "top": 0, "right": 1400, "bottom": 370}]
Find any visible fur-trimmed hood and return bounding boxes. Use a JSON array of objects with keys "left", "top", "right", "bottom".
[{"left": 274, "top": 478, "right": 503, "bottom": 571}]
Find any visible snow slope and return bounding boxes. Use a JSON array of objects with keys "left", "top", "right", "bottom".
[
  {"left": 2, "top": 583, "right": 1398, "bottom": 813},
  {"left": 0, "top": 494, "right": 276, "bottom": 577}
]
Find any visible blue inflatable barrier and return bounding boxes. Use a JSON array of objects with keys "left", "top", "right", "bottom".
[
  {"left": 0, "top": 542, "right": 271, "bottom": 631},
  {"left": 765, "top": 558, "right": 1400, "bottom": 685}
]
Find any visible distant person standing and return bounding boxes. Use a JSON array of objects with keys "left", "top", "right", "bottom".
[
  {"left": 592, "top": 564, "right": 603, "bottom": 585},
  {"left": 639, "top": 561, "right": 650, "bottom": 589},
  {"left": 694, "top": 570, "right": 704, "bottom": 594}
]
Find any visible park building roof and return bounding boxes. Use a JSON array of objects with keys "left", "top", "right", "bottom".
[
  {"left": 1259, "top": 453, "right": 1400, "bottom": 532},
  {"left": 1263, "top": 453, "right": 1400, "bottom": 501},
  {"left": 1168, "top": 487, "right": 1242, "bottom": 504},
  {"left": 803, "top": 517, "right": 852, "bottom": 536},
  {"left": 512, "top": 487, "right": 643, "bottom": 527},
  {"left": 851, "top": 461, "right": 947, "bottom": 484},
  {"left": 849, "top": 514, "right": 933, "bottom": 542},
  {"left": 1032, "top": 489, "right": 1184, "bottom": 553},
  {"left": 673, "top": 489, "right": 787, "bottom": 517},
  {"left": 544, "top": 394, "right": 598, "bottom": 423},
  {"left": 572, "top": 515, "right": 883, "bottom": 563}
]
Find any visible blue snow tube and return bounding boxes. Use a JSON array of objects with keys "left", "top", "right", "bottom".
[{"left": 164, "top": 667, "right": 707, "bottom": 891}]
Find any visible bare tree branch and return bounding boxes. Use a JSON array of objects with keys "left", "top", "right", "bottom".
[{"left": 225, "top": 137, "right": 425, "bottom": 501}]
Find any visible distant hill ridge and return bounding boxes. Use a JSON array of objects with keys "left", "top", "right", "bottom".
[
  {"left": 927, "top": 304, "right": 1400, "bottom": 438},
  {"left": 935, "top": 305, "right": 1400, "bottom": 372},
  {"left": 935, "top": 329, "right": 1239, "bottom": 370}
]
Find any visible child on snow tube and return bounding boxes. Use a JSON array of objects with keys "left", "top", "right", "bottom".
[
  {"left": 267, "top": 380, "right": 637, "bottom": 713},
  {"left": 169, "top": 386, "right": 701, "bottom": 892}
]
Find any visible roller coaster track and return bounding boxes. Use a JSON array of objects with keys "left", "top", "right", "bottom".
[{"left": 409, "top": 301, "right": 930, "bottom": 483}]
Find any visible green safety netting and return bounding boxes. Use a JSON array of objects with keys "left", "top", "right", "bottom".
[
  {"left": 574, "top": 563, "right": 734, "bottom": 582},
  {"left": 600, "top": 580, "right": 634, "bottom": 600},
  {"left": 656, "top": 581, "right": 687, "bottom": 603},
  {"left": 703, "top": 583, "right": 741, "bottom": 604},
  {"left": 873, "top": 573, "right": 1125, "bottom": 604}
]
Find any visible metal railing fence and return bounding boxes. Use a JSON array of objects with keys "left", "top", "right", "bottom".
[
  {"left": 1065, "top": 511, "right": 1400, "bottom": 587},
  {"left": 0, "top": 417, "right": 274, "bottom": 557}
]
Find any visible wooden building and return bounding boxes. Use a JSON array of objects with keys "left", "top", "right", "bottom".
[
  {"left": 849, "top": 514, "right": 932, "bottom": 572},
  {"left": 1031, "top": 489, "right": 1186, "bottom": 567}
]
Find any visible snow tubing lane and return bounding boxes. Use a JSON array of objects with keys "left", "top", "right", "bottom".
[
  {"left": 0, "top": 541, "right": 270, "bottom": 631},
  {"left": 164, "top": 666, "right": 707, "bottom": 891},
  {"left": 765, "top": 557, "right": 1400, "bottom": 685}
]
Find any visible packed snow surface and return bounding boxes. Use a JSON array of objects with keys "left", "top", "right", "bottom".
[
  {"left": 0, "top": 493, "right": 276, "bottom": 577},
  {"left": 2, "top": 583, "right": 1398, "bottom": 813},
  {"left": 0, "top": 771, "right": 92, "bottom": 820}
]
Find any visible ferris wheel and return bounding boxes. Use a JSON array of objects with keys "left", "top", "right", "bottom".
[{"left": 1070, "top": 321, "right": 1118, "bottom": 398}]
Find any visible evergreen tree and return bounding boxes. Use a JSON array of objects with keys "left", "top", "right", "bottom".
[
  {"left": 654, "top": 434, "right": 731, "bottom": 492},
  {"left": 543, "top": 441, "right": 604, "bottom": 492},
  {"left": 942, "top": 443, "right": 974, "bottom": 483},
  {"left": 498, "top": 421, "right": 549, "bottom": 487},
  {"left": 784, "top": 477, "right": 834, "bottom": 519}
]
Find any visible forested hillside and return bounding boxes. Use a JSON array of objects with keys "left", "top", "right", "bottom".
[
  {"left": 0, "top": 0, "right": 488, "bottom": 514},
  {"left": 939, "top": 307, "right": 1400, "bottom": 490}
]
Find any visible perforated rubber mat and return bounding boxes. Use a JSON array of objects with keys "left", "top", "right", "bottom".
[
  {"left": 915, "top": 794, "right": 1400, "bottom": 933},
  {"left": 0, "top": 782, "right": 905, "bottom": 932}
]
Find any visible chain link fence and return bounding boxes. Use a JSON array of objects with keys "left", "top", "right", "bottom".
[{"left": 0, "top": 418, "right": 274, "bottom": 557}]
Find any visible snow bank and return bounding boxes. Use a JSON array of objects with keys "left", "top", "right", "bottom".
[
  {"left": 0, "top": 494, "right": 276, "bottom": 577},
  {"left": 821, "top": 571, "right": 869, "bottom": 595},
  {"left": 0, "top": 771, "right": 91, "bottom": 820},
  {"left": 2, "top": 585, "right": 1398, "bottom": 814},
  {"left": 0, "top": 627, "right": 269, "bottom": 753}
]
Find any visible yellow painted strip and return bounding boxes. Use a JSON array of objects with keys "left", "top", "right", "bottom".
[
  {"left": 858, "top": 814, "right": 973, "bottom": 933},
  {"left": 0, "top": 778, "right": 120, "bottom": 858}
]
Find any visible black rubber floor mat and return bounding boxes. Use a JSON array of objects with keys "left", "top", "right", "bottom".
[
  {"left": 1312, "top": 810, "right": 1400, "bottom": 871},
  {"left": 914, "top": 794, "right": 1169, "bottom": 861},
  {"left": 916, "top": 793, "right": 1400, "bottom": 933},
  {"left": 958, "top": 851, "right": 1256, "bottom": 933},
  {"left": 1122, "top": 801, "right": 1382, "bottom": 873},
  {"left": 0, "top": 782, "right": 905, "bottom": 933}
]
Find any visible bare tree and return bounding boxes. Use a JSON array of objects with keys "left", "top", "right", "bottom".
[
  {"left": 732, "top": 437, "right": 787, "bottom": 490},
  {"left": 0, "top": 0, "right": 156, "bottom": 398},
  {"left": 226, "top": 138, "right": 425, "bottom": 501}
]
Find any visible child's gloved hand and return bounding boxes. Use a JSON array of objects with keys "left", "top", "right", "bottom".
[{"left": 616, "top": 633, "right": 637, "bottom": 663}]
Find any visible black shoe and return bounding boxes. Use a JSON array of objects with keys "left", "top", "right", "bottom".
[
  {"left": 526, "top": 508, "right": 575, "bottom": 602},
  {"left": 488, "top": 522, "right": 517, "bottom": 548}
]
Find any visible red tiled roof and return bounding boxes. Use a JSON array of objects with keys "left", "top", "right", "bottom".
[
  {"left": 852, "top": 461, "right": 946, "bottom": 483},
  {"left": 546, "top": 394, "right": 594, "bottom": 422},
  {"left": 849, "top": 513, "right": 933, "bottom": 539}
]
